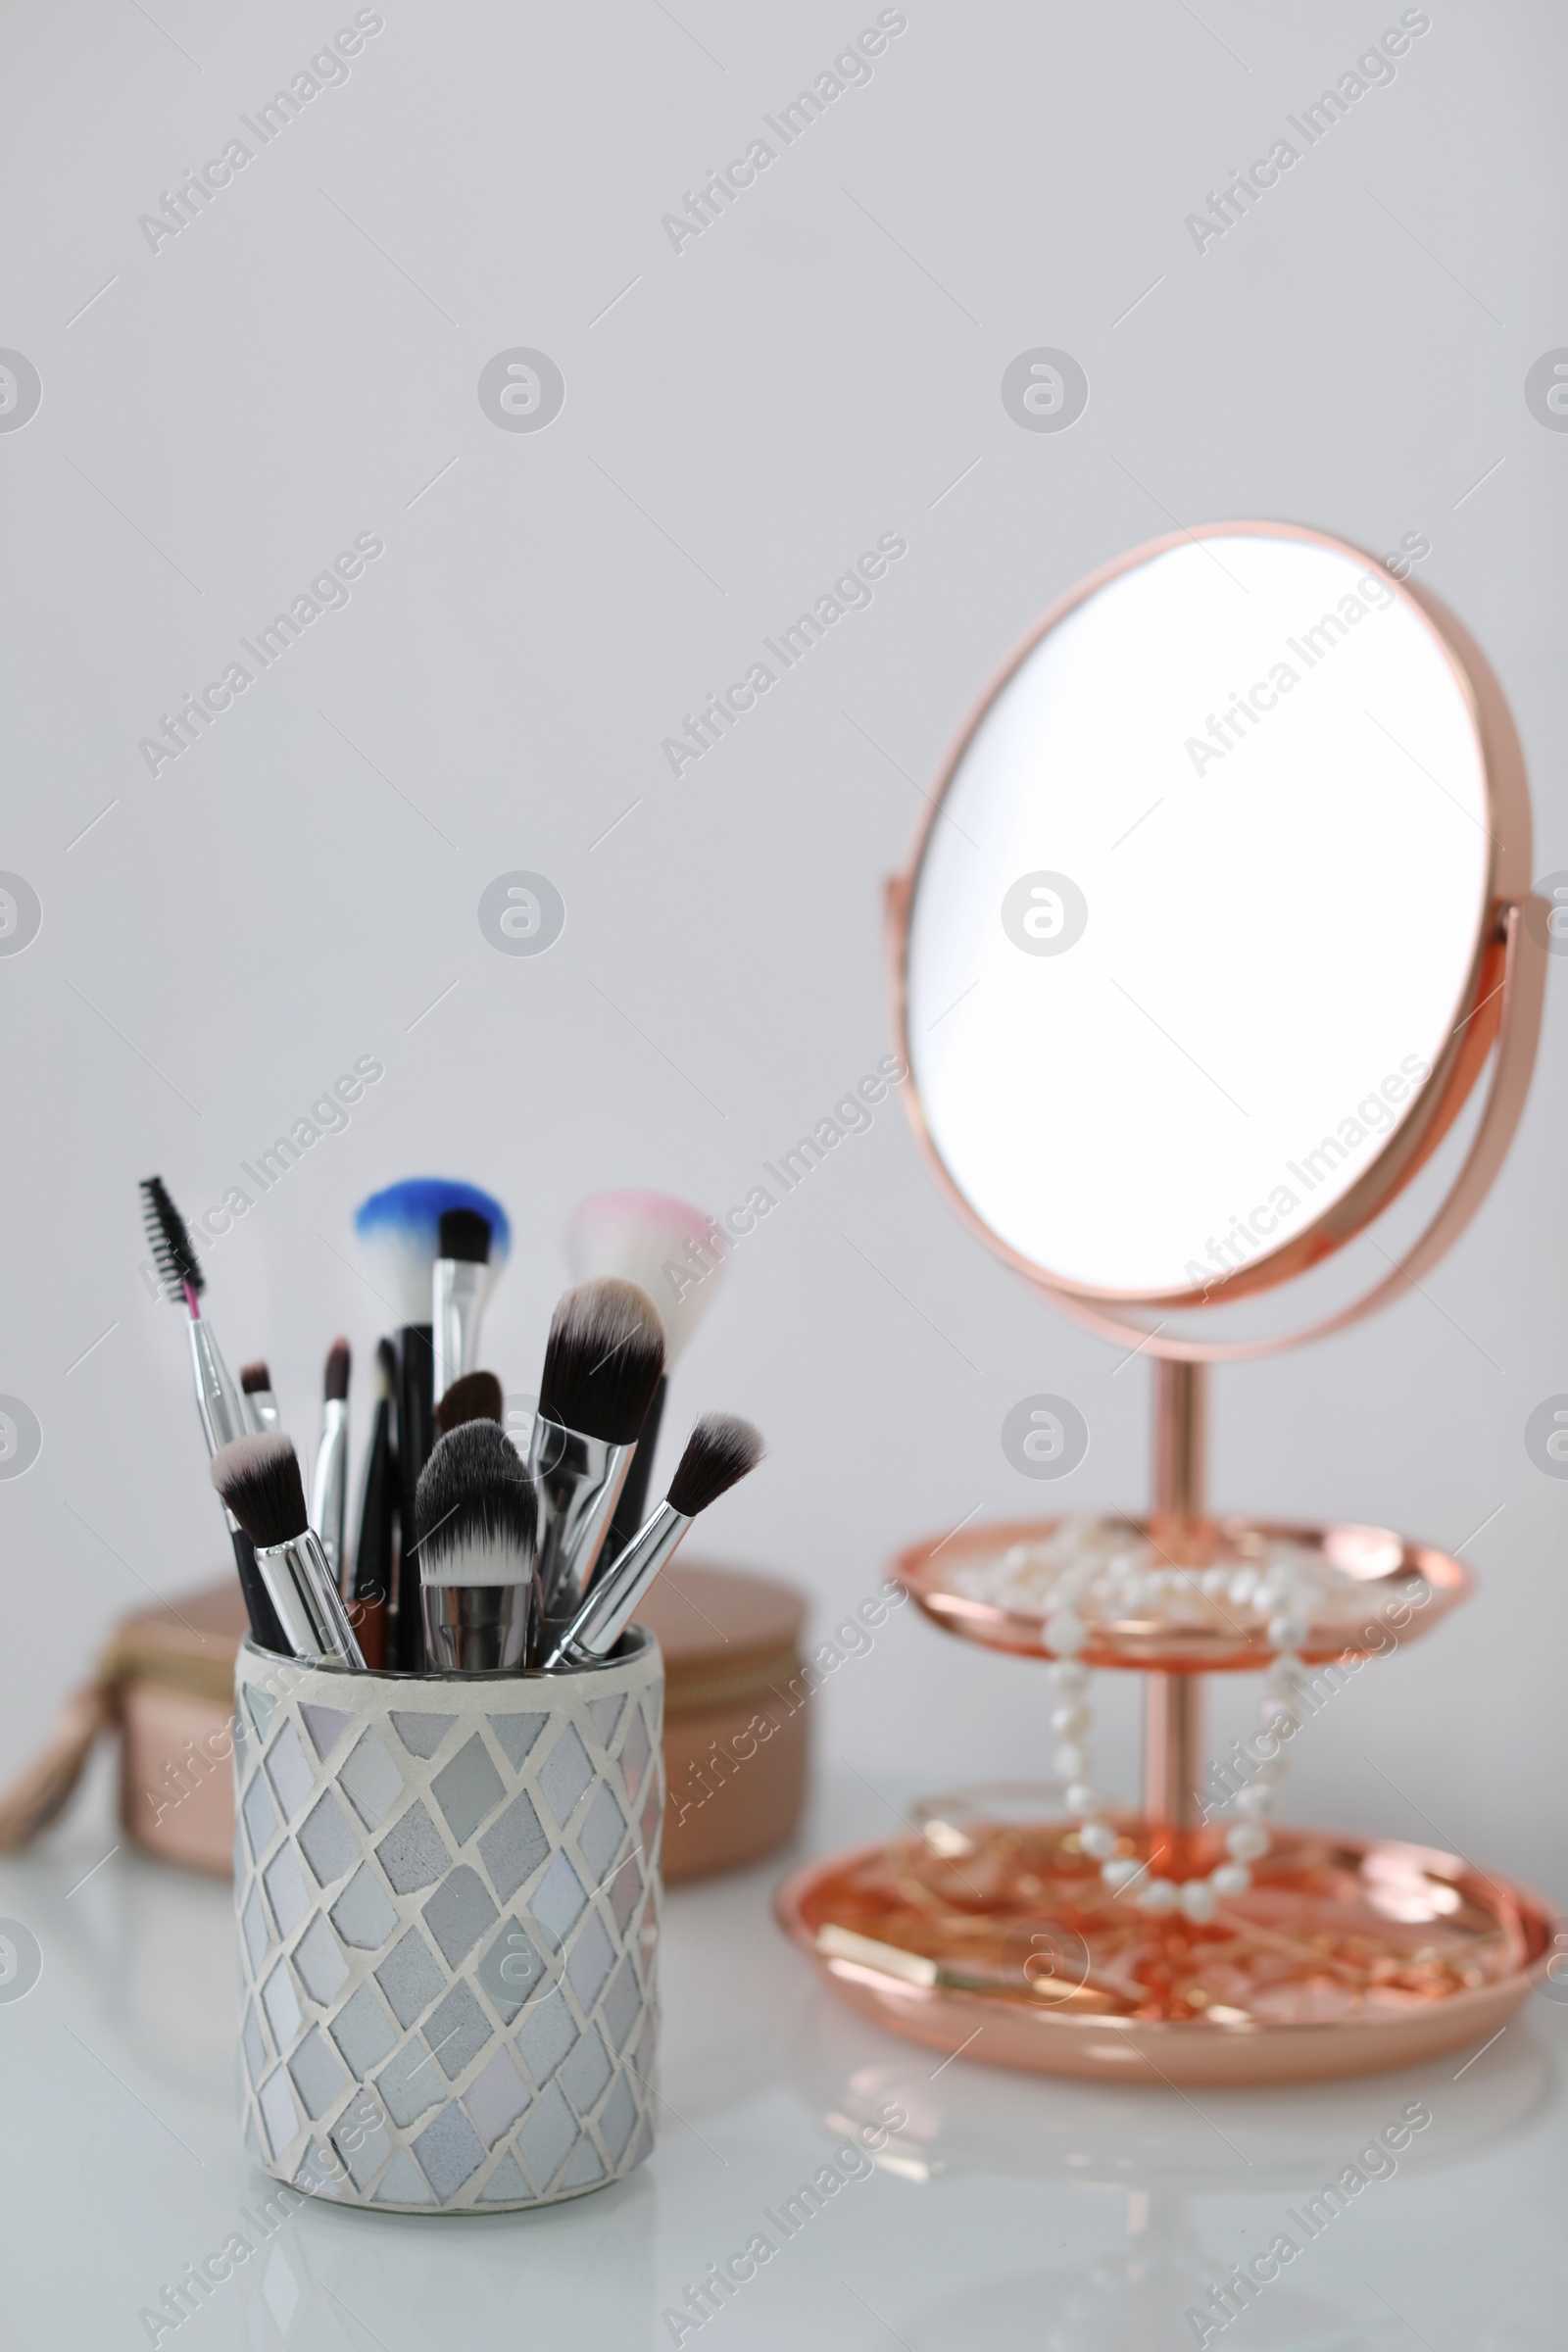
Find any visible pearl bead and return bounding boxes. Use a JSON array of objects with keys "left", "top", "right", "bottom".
[
  {"left": 1200, "top": 1567, "right": 1229, "bottom": 1596},
  {"left": 1235, "top": 1782, "right": 1273, "bottom": 1818},
  {"left": 1054, "top": 1743, "right": 1088, "bottom": 1782},
  {"left": 1228, "top": 1568, "right": 1258, "bottom": 1604},
  {"left": 1211, "top": 1863, "right": 1250, "bottom": 1895},
  {"left": 1080, "top": 1822, "right": 1117, "bottom": 1860},
  {"left": 1226, "top": 1822, "right": 1269, "bottom": 1862},
  {"left": 1050, "top": 1660, "right": 1089, "bottom": 1693},
  {"left": 1137, "top": 1877, "right": 1180, "bottom": 1914},
  {"left": 1102, "top": 1857, "right": 1142, "bottom": 1889},
  {"left": 1268, "top": 1614, "right": 1307, "bottom": 1651},
  {"left": 1045, "top": 1613, "right": 1088, "bottom": 1657},
  {"left": 1180, "top": 1879, "right": 1217, "bottom": 1924},
  {"left": 1065, "top": 1783, "right": 1101, "bottom": 1818},
  {"left": 1052, "top": 1702, "right": 1091, "bottom": 1738}
]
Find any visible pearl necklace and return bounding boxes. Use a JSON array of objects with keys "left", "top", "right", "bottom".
[{"left": 1042, "top": 1554, "right": 1316, "bottom": 1916}]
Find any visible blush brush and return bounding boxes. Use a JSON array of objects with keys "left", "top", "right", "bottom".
[
  {"left": 530, "top": 1278, "right": 665, "bottom": 1653},
  {"left": 415, "top": 1419, "right": 536, "bottom": 1672},
  {"left": 547, "top": 1413, "right": 762, "bottom": 1666},
  {"left": 211, "top": 1433, "right": 365, "bottom": 1668},
  {"left": 140, "top": 1177, "right": 286, "bottom": 1654}
]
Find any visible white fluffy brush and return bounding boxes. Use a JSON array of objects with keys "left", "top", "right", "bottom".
[
  {"left": 564, "top": 1191, "right": 727, "bottom": 1566},
  {"left": 563, "top": 1190, "right": 724, "bottom": 1367}
]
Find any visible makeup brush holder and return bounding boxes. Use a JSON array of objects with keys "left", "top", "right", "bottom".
[{"left": 232, "top": 1628, "right": 663, "bottom": 2213}]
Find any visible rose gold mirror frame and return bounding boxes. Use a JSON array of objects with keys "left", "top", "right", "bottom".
[{"left": 886, "top": 519, "right": 1546, "bottom": 1367}]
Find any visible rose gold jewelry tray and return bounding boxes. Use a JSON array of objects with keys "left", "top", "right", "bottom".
[
  {"left": 779, "top": 1512, "right": 1551, "bottom": 2084},
  {"left": 892, "top": 1513, "right": 1470, "bottom": 1672},
  {"left": 777, "top": 1826, "right": 1555, "bottom": 2086}
]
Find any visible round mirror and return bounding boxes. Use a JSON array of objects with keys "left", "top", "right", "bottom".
[{"left": 895, "top": 523, "right": 1539, "bottom": 1339}]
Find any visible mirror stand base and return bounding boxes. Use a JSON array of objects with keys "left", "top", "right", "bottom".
[{"left": 778, "top": 1822, "right": 1552, "bottom": 2085}]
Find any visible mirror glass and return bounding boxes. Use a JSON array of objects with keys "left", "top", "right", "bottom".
[{"left": 906, "top": 529, "right": 1493, "bottom": 1300}]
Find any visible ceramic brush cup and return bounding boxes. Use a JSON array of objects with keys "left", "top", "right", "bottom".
[{"left": 232, "top": 1630, "right": 663, "bottom": 2212}]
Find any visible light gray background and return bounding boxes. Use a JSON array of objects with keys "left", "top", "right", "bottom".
[{"left": 2, "top": 0, "right": 1565, "bottom": 1910}]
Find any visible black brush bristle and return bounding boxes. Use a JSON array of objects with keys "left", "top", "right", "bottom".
[
  {"left": 140, "top": 1176, "right": 203, "bottom": 1301},
  {"left": 438, "top": 1207, "right": 492, "bottom": 1265},
  {"left": 666, "top": 1413, "right": 764, "bottom": 1518},
  {"left": 239, "top": 1361, "right": 271, "bottom": 1396},
  {"left": 372, "top": 1336, "right": 397, "bottom": 1400},
  {"left": 538, "top": 1278, "right": 664, "bottom": 1445},
  {"left": 415, "top": 1420, "right": 535, "bottom": 1576},
  {"left": 435, "top": 1370, "right": 504, "bottom": 1435},
  {"left": 210, "top": 1433, "right": 309, "bottom": 1549},
  {"left": 324, "top": 1338, "right": 351, "bottom": 1402}
]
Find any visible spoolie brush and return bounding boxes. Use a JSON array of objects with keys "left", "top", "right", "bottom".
[
  {"left": 211, "top": 1434, "right": 364, "bottom": 1668},
  {"left": 564, "top": 1191, "right": 727, "bottom": 1568},
  {"left": 530, "top": 1278, "right": 665, "bottom": 1651},
  {"left": 415, "top": 1420, "right": 536, "bottom": 1672},
  {"left": 547, "top": 1412, "right": 763, "bottom": 1666},
  {"left": 139, "top": 1176, "right": 285, "bottom": 1653}
]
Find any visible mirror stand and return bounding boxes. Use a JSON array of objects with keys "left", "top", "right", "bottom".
[
  {"left": 775, "top": 523, "right": 1556, "bottom": 2085},
  {"left": 1145, "top": 1360, "right": 1208, "bottom": 1847}
]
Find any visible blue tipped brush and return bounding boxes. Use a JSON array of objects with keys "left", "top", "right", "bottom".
[
  {"left": 353, "top": 1179, "right": 513, "bottom": 1671},
  {"left": 353, "top": 1179, "right": 512, "bottom": 1323}
]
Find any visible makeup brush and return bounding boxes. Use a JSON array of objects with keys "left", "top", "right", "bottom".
[
  {"left": 210, "top": 1434, "right": 365, "bottom": 1668},
  {"left": 431, "top": 1208, "right": 494, "bottom": 1406},
  {"left": 435, "top": 1370, "right": 504, "bottom": 1435},
  {"left": 546, "top": 1413, "right": 762, "bottom": 1666},
  {"left": 415, "top": 1420, "right": 536, "bottom": 1672},
  {"left": 530, "top": 1278, "right": 665, "bottom": 1653},
  {"left": 350, "top": 1338, "right": 397, "bottom": 1670},
  {"left": 564, "top": 1192, "right": 727, "bottom": 1561},
  {"left": 140, "top": 1178, "right": 286, "bottom": 1655},
  {"left": 354, "top": 1180, "right": 512, "bottom": 1674},
  {"left": 309, "top": 1339, "right": 351, "bottom": 1593},
  {"left": 239, "top": 1361, "right": 281, "bottom": 1438}
]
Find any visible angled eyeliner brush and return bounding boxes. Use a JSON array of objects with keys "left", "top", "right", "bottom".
[{"left": 140, "top": 1177, "right": 287, "bottom": 1654}]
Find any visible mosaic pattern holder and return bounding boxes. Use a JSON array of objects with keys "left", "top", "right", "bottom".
[{"left": 232, "top": 1630, "right": 663, "bottom": 2212}]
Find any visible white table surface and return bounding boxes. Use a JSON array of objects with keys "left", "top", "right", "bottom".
[{"left": 2, "top": 1766, "right": 1562, "bottom": 2352}]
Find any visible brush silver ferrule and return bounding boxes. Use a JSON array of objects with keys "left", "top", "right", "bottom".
[
  {"left": 546, "top": 1502, "right": 692, "bottom": 1666},
  {"left": 255, "top": 1529, "right": 365, "bottom": 1667},
  {"left": 186, "top": 1313, "right": 247, "bottom": 1455},
  {"left": 431, "top": 1258, "right": 487, "bottom": 1406},
  {"left": 420, "top": 1583, "right": 530, "bottom": 1674},
  {"left": 311, "top": 1398, "right": 350, "bottom": 1590},
  {"left": 243, "top": 1387, "right": 281, "bottom": 1438},
  {"left": 529, "top": 1417, "right": 635, "bottom": 1636}
]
